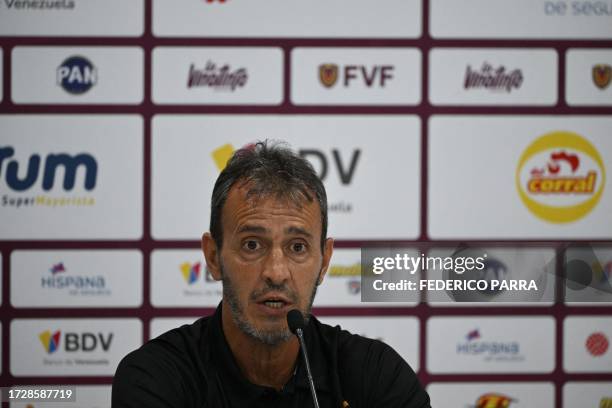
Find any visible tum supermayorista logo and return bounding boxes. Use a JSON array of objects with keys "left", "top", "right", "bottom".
[{"left": 516, "top": 131, "right": 606, "bottom": 223}]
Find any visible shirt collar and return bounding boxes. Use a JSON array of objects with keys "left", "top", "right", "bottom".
[{"left": 206, "top": 304, "right": 331, "bottom": 396}]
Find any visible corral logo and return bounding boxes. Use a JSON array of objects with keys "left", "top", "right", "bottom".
[
  {"left": 593, "top": 64, "right": 612, "bottom": 90},
  {"left": 472, "top": 393, "right": 516, "bottom": 408},
  {"left": 586, "top": 332, "right": 609, "bottom": 357},
  {"left": 39, "top": 329, "right": 113, "bottom": 366},
  {"left": 0, "top": 146, "right": 97, "bottom": 209},
  {"left": 187, "top": 61, "right": 247, "bottom": 91},
  {"left": 57, "top": 56, "right": 97, "bottom": 95},
  {"left": 2, "top": 0, "right": 75, "bottom": 10},
  {"left": 329, "top": 263, "right": 361, "bottom": 294},
  {"left": 318, "top": 63, "right": 394, "bottom": 88},
  {"left": 41, "top": 262, "right": 110, "bottom": 296},
  {"left": 601, "top": 398, "right": 612, "bottom": 408},
  {"left": 456, "top": 329, "right": 524, "bottom": 362},
  {"left": 211, "top": 144, "right": 361, "bottom": 213},
  {"left": 464, "top": 62, "right": 523, "bottom": 93},
  {"left": 516, "top": 131, "right": 606, "bottom": 223}
]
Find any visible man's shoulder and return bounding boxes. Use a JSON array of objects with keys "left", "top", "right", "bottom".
[
  {"left": 112, "top": 316, "right": 212, "bottom": 407},
  {"left": 312, "top": 317, "right": 431, "bottom": 408},
  {"left": 313, "top": 317, "right": 402, "bottom": 367},
  {"left": 122, "top": 316, "right": 208, "bottom": 369}
]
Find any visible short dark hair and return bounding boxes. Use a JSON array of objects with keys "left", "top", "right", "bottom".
[{"left": 209, "top": 140, "right": 328, "bottom": 250}]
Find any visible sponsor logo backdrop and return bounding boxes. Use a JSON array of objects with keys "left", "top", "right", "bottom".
[{"left": 0, "top": 1, "right": 610, "bottom": 405}]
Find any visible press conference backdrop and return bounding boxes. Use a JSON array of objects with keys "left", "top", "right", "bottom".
[{"left": 0, "top": 1, "right": 611, "bottom": 407}]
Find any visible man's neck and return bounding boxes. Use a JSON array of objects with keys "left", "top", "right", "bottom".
[{"left": 221, "top": 301, "right": 300, "bottom": 391}]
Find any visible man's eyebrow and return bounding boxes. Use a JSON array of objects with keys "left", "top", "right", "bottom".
[
  {"left": 285, "top": 226, "right": 313, "bottom": 239},
  {"left": 237, "top": 225, "right": 269, "bottom": 234}
]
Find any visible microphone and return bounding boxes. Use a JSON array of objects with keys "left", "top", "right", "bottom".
[{"left": 287, "top": 309, "right": 320, "bottom": 408}]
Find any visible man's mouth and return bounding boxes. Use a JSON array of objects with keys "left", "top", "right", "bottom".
[
  {"left": 263, "top": 299, "right": 287, "bottom": 309},
  {"left": 256, "top": 293, "right": 293, "bottom": 310}
]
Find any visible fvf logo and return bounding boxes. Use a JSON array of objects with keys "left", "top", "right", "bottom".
[
  {"left": 299, "top": 149, "right": 361, "bottom": 185},
  {"left": 319, "top": 64, "right": 394, "bottom": 88},
  {"left": 0, "top": 147, "right": 97, "bottom": 192}
]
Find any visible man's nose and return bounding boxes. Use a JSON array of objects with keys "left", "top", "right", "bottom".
[{"left": 261, "top": 246, "right": 290, "bottom": 284}]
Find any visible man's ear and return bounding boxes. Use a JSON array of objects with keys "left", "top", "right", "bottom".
[
  {"left": 202, "top": 232, "right": 222, "bottom": 281},
  {"left": 317, "top": 237, "right": 334, "bottom": 285}
]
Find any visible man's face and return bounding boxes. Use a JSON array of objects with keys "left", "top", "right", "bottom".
[{"left": 205, "top": 184, "right": 333, "bottom": 345}]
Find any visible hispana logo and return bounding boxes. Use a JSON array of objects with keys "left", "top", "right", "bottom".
[{"left": 516, "top": 131, "right": 606, "bottom": 223}]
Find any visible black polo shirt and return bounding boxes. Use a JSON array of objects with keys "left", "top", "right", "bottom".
[{"left": 112, "top": 306, "right": 431, "bottom": 408}]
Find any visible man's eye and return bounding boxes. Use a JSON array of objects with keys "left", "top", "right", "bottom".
[
  {"left": 243, "top": 240, "right": 261, "bottom": 251},
  {"left": 291, "top": 242, "right": 306, "bottom": 253}
]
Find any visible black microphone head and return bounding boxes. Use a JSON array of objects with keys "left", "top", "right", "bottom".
[{"left": 287, "top": 309, "right": 305, "bottom": 334}]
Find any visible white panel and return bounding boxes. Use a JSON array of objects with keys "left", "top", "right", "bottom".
[
  {"left": 563, "top": 382, "right": 612, "bottom": 408},
  {"left": 426, "top": 247, "right": 556, "bottom": 306},
  {"left": 0, "top": 0, "right": 143, "bottom": 37},
  {"left": 10, "top": 319, "right": 142, "bottom": 376},
  {"left": 150, "top": 317, "right": 201, "bottom": 339},
  {"left": 153, "top": 0, "right": 421, "bottom": 39},
  {"left": 11, "top": 250, "right": 142, "bottom": 308},
  {"left": 564, "top": 246, "right": 612, "bottom": 306},
  {"left": 428, "top": 382, "right": 555, "bottom": 408},
  {"left": 152, "top": 115, "right": 421, "bottom": 240},
  {"left": 564, "top": 316, "right": 612, "bottom": 373},
  {"left": 291, "top": 48, "right": 421, "bottom": 105},
  {"left": 430, "top": 0, "right": 612, "bottom": 39},
  {"left": 153, "top": 47, "right": 283, "bottom": 105},
  {"left": 150, "top": 250, "right": 222, "bottom": 308},
  {"left": 0, "top": 115, "right": 143, "bottom": 240},
  {"left": 428, "top": 116, "right": 612, "bottom": 239},
  {"left": 567, "top": 49, "right": 612, "bottom": 106},
  {"left": 427, "top": 316, "right": 556, "bottom": 374},
  {"left": 12, "top": 47, "right": 144, "bottom": 105},
  {"left": 317, "top": 316, "right": 420, "bottom": 372},
  {"left": 429, "top": 48, "right": 557, "bottom": 106},
  {"left": 314, "top": 248, "right": 420, "bottom": 307}
]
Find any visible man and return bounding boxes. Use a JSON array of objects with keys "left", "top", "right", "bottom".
[{"left": 112, "top": 141, "right": 430, "bottom": 407}]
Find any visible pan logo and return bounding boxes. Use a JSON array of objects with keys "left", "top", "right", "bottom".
[
  {"left": 0, "top": 146, "right": 97, "bottom": 208},
  {"left": 181, "top": 262, "right": 201, "bottom": 285},
  {"left": 57, "top": 56, "right": 97, "bottom": 95},
  {"left": 586, "top": 332, "right": 609, "bottom": 357},
  {"left": 39, "top": 330, "right": 61, "bottom": 354},
  {"left": 516, "top": 131, "right": 605, "bottom": 223},
  {"left": 473, "top": 393, "right": 515, "bottom": 408},
  {"left": 593, "top": 64, "right": 611, "bottom": 89}
]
